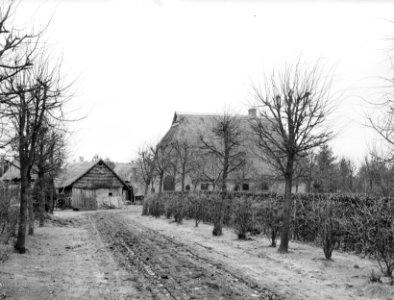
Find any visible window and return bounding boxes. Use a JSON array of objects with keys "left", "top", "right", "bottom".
[
  {"left": 163, "top": 175, "right": 175, "bottom": 191},
  {"left": 200, "top": 183, "right": 209, "bottom": 191},
  {"left": 261, "top": 181, "right": 269, "bottom": 191},
  {"left": 242, "top": 183, "right": 249, "bottom": 191},
  {"left": 185, "top": 185, "right": 191, "bottom": 191},
  {"left": 108, "top": 192, "right": 113, "bottom": 196}
]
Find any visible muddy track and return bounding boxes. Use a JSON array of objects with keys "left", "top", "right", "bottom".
[{"left": 90, "top": 212, "right": 283, "bottom": 300}]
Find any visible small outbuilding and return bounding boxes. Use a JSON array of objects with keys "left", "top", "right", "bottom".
[{"left": 55, "top": 159, "right": 132, "bottom": 210}]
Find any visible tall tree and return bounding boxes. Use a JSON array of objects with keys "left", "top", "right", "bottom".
[
  {"left": 338, "top": 157, "right": 355, "bottom": 193},
  {"left": 0, "top": 3, "right": 34, "bottom": 90},
  {"left": 314, "top": 144, "right": 337, "bottom": 193},
  {"left": 34, "top": 125, "right": 66, "bottom": 226},
  {"left": 137, "top": 144, "right": 156, "bottom": 215},
  {"left": 137, "top": 145, "right": 156, "bottom": 197},
  {"left": 2, "top": 55, "right": 67, "bottom": 253},
  {"left": 357, "top": 152, "right": 394, "bottom": 196},
  {"left": 200, "top": 112, "right": 246, "bottom": 236},
  {"left": 250, "top": 60, "right": 332, "bottom": 252}
]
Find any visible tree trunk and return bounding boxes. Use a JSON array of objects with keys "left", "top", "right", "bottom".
[
  {"left": 15, "top": 168, "right": 29, "bottom": 253},
  {"left": 49, "top": 188, "right": 54, "bottom": 214},
  {"left": 212, "top": 200, "right": 224, "bottom": 236},
  {"left": 181, "top": 174, "right": 185, "bottom": 192},
  {"left": 49, "top": 182, "right": 55, "bottom": 214},
  {"left": 141, "top": 181, "right": 150, "bottom": 216},
  {"left": 39, "top": 189, "right": 45, "bottom": 226},
  {"left": 28, "top": 193, "right": 34, "bottom": 235},
  {"left": 278, "top": 156, "right": 294, "bottom": 253},
  {"left": 158, "top": 171, "right": 164, "bottom": 195},
  {"left": 27, "top": 169, "right": 34, "bottom": 235},
  {"left": 213, "top": 162, "right": 228, "bottom": 236},
  {"left": 38, "top": 173, "right": 45, "bottom": 227},
  {"left": 306, "top": 175, "right": 312, "bottom": 193},
  {"left": 271, "top": 229, "right": 277, "bottom": 247}
]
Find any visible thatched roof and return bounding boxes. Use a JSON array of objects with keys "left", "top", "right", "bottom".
[
  {"left": 55, "top": 161, "right": 95, "bottom": 188},
  {"left": 158, "top": 111, "right": 275, "bottom": 178},
  {"left": 55, "top": 159, "right": 129, "bottom": 189},
  {"left": 0, "top": 160, "right": 38, "bottom": 182},
  {"left": 159, "top": 111, "right": 254, "bottom": 147},
  {"left": 113, "top": 162, "right": 137, "bottom": 182}
]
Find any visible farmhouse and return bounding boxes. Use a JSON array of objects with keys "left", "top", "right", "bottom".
[
  {"left": 55, "top": 159, "right": 132, "bottom": 210},
  {"left": 0, "top": 159, "right": 38, "bottom": 183},
  {"left": 156, "top": 109, "right": 307, "bottom": 193}
]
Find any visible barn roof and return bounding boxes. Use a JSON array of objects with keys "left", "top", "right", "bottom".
[{"left": 55, "top": 159, "right": 130, "bottom": 189}]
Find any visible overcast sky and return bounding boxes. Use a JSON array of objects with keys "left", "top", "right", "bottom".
[{"left": 15, "top": 0, "right": 394, "bottom": 164}]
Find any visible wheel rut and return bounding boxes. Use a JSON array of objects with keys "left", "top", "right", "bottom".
[{"left": 90, "top": 212, "right": 283, "bottom": 300}]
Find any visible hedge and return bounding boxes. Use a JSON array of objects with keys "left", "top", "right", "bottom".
[{"left": 144, "top": 191, "right": 394, "bottom": 275}]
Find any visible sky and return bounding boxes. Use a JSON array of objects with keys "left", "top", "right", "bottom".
[{"left": 13, "top": 0, "right": 394, "bottom": 165}]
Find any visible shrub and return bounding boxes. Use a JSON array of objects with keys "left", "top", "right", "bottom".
[
  {"left": 171, "top": 193, "right": 185, "bottom": 224},
  {"left": 231, "top": 196, "right": 254, "bottom": 240},
  {"left": 369, "top": 269, "right": 382, "bottom": 283},
  {"left": 314, "top": 196, "right": 342, "bottom": 260},
  {"left": 147, "top": 194, "right": 164, "bottom": 218},
  {"left": 163, "top": 194, "right": 173, "bottom": 219},
  {"left": 187, "top": 193, "right": 205, "bottom": 227},
  {"left": 253, "top": 195, "right": 282, "bottom": 247},
  {"left": 366, "top": 198, "right": 394, "bottom": 277},
  {"left": 0, "top": 184, "right": 19, "bottom": 245}
]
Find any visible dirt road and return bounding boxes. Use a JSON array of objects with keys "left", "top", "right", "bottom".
[
  {"left": 3, "top": 208, "right": 387, "bottom": 299},
  {"left": 91, "top": 211, "right": 281, "bottom": 300}
]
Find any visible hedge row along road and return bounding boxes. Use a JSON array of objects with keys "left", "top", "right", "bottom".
[{"left": 90, "top": 211, "right": 282, "bottom": 300}]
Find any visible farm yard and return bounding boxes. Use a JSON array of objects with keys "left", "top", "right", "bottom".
[
  {"left": 2, "top": 0, "right": 394, "bottom": 300},
  {"left": 1, "top": 206, "right": 394, "bottom": 300}
]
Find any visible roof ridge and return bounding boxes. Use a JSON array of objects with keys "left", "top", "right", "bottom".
[{"left": 175, "top": 111, "right": 249, "bottom": 117}]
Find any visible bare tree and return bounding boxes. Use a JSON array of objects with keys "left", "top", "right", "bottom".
[
  {"left": 154, "top": 143, "right": 173, "bottom": 195},
  {"left": 2, "top": 54, "right": 68, "bottom": 253},
  {"left": 358, "top": 151, "right": 394, "bottom": 197},
  {"left": 200, "top": 112, "right": 246, "bottom": 236},
  {"left": 232, "top": 159, "right": 257, "bottom": 191},
  {"left": 0, "top": 3, "right": 35, "bottom": 90},
  {"left": 171, "top": 140, "right": 199, "bottom": 191},
  {"left": 250, "top": 60, "right": 332, "bottom": 252},
  {"left": 137, "top": 145, "right": 156, "bottom": 215},
  {"left": 34, "top": 125, "right": 66, "bottom": 226},
  {"left": 188, "top": 154, "right": 207, "bottom": 190}
]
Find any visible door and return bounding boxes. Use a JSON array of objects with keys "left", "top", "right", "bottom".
[{"left": 72, "top": 188, "right": 97, "bottom": 210}]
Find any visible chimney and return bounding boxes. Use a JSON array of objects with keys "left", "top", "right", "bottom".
[{"left": 248, "top": 108, "right": 257, "bottom": 117}]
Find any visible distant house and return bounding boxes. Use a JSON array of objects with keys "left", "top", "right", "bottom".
[
  {"left": 114, "top": 161, "right": 144, "bottom": 199},
  {"left": 0, "top": 159, "right": 37, "bottom": 183},
  {"left": 55, "top": 159, "right": 132, "bottom": 210},
  {"left": 156, "top": 110, "right": 307, "bottom": 193}
]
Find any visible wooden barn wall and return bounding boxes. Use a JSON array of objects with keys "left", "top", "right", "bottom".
[
  {"left": 71, "top": 188, "right": 97, "bottom": 210},
  {"left": 95, "top": 188, "right": 123, "bottom": 208},
  {"left": 73, "top": 163, "right": 124, "bottom": 189}
]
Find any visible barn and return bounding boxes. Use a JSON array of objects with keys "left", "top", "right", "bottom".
[{"left": 55, "top": 159, "right": 132, "bottom": 210}]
